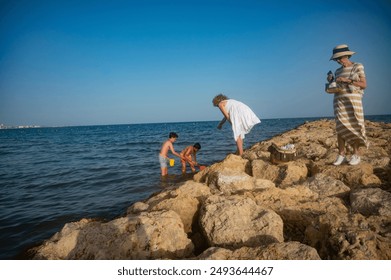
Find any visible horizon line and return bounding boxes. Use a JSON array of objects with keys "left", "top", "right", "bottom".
[{"left": 2, "top": 114, "right": 391, "bottom": 129}]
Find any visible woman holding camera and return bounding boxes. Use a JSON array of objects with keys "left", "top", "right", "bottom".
[{"left": 327, "top": 44, "right": 368, "bottom": 166}]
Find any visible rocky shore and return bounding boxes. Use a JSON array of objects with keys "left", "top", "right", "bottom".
[{"left": 29, "top": 119, "right": 391, "bottom": 260}]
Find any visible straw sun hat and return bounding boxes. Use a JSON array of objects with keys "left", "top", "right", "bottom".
[{"left": 330, "top": 44, "right": 356, "bottom": 60}]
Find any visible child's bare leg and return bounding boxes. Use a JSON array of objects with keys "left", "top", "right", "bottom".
[
  {"left": 161, "top": 167, "right": 168, "bottom": 176},
  {"left": 181, "top": 159, "right": 186, "bottom": 173},
  {"left": 189, "top": 162, "right": 196, "bottom": 172}
]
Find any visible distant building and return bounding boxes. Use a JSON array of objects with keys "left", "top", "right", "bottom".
[{"left": 0, "top": 124, "right": 41, "bottom": 129}]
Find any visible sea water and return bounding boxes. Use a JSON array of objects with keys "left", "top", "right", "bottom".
[{"left": 0, "top": 115, "right": 390, "bottom": 259}]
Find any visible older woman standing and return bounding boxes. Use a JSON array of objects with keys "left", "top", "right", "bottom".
[
  {"left": 328, "top": 44, "right": 368, "bottom": 166},
  {"left": 213, "top": 94, "right": 261, "bottom": 156}
]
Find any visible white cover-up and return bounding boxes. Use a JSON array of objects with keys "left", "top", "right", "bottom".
[{"left": 225, "top": 99, "right": 261, "bottom": 141}]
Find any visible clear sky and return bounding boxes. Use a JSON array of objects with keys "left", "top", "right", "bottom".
[{"left": 1, "top": 0, "right": 390, "bottom": 126}]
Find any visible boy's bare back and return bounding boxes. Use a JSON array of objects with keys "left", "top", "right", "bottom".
[{"left": 160, "top": 140, "right": 173, "bottom": 158}]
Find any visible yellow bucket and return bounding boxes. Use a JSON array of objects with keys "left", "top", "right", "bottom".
[{"left": 169, "top": 158, "right": 175, "bottom": 167}]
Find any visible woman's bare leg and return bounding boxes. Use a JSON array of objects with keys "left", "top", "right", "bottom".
[
  {"left": 352, "top": 140, "right": 360, "bottom": 155},
  {"left": 236, "top": 136, "right": 243, "bottom": 156},
  {"left": 337, "top": 134, "right": 345, "bottom": 155}
]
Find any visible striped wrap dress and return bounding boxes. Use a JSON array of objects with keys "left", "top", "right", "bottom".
[{"left": 333, "top": 63, "right": 368, "bottom": 148}]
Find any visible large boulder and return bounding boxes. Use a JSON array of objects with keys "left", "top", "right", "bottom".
[
  {"left": 304, "top": 173, "right": 350, "bottom": 198},
  {"left": 278, "top": 161, "right": 308, "bottom": 187},
  {"left": 32, "top": 210, "right": 193, "bottom": 260},
  {"left": 199, "top": 195, "right": 284, "bottom": 249},
  {"left": 128, "top": 181, "right": 212, "bottom": 233},
  {"left": 205, "top": 170, "right": 256, "bottom": 194},
  {"left": 350, "top": 188, "right": 391, "bottom": 217},
  {"left": 198, "top": 241, "right": 321, "bottom": 260},
  {"left": 313, "top": 213, "right": 391, "bottom": 260},
  {"left": 193, "top": 154, "right": 250, "bottom": 184},
  {"left": 251, "top": 159, "right": 280, "bottom": 182},
  {"left": 310, "top": 162, "right": 382, "bottom": 188}
]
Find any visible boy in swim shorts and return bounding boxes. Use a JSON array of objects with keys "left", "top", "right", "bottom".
[
  {"left": 180, "top": 143, "right": 201, "bottom": 173},
  {"left": 159, "top": 132, "right": 182, "bottom": 176}
]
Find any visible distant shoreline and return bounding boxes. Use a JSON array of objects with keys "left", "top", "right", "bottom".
[{"left": 2, "top": 114, "right": 390, "bottom": 130}]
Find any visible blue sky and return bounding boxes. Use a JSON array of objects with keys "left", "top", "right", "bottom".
[{"left": 1, "top": 0, "right": 390, "bottom": 126}]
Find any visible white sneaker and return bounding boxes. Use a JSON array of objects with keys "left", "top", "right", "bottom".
[
  {"left": 333, "top": 155, "right": 346, "bottom": 166},
  {"left": 349, "top": 154, "right": 361, "bottom": 165}
]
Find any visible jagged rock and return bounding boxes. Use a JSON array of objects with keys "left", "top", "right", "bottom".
[
  {"left": 252, "top": 159, "right": 279, "bottom": 182},
  {"left": 32, "top": 210, "right": 193, "bottom": 260},
  {"left": 206, "top": 170, "right": 255, "bottom": 194},
  {"left": 197, "top": 242, "right": 321, "bottom": 260},
  {"left": 128, "top": 202, "right": 149, "bottom": 214},
  {"left": 252, "top": 159, "right": 308, "bottom": 187},
  {"left": 32, "top": 218, "right": 92, "bottom": 260},
  {"left": 150, "top": 195, "right": 199, "bottom": 233},
  {"left": 310, "top": 213, "right": 391, "bottom": 259},
  {"left": 250, "top": 184, "right": 319, "bottom": 212},
  {"left": 199, "top": 195, "right": 284, "bottom": 249},
  {"left": 254, "top": 179, "right": 276, "bottom": 190},
  {"left": 279, "top": 161, "right": 308, "bottom": 186},
  {"left": 137, "top": 181, "right": 211, "bottom": 233},
  {"left": 193, "top": 154, "right": 250, "bottom": 184},
  {"left": 350, "top": 188, "right": 391, "bottom": 217},
  {"left": 304, "top": 173, "right": 350, "bottom": 198},
  {"left": 310, "top": 162, "right": 381, "bottom": 187},
  {"left": 300, "top": 143, "right": 328, "bottom": 161},
  {"left": 144, "top": 180, "right": 211, "bottom": 206}
]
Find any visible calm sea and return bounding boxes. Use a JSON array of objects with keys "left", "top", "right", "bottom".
[{"left": 0, "top": 115, "right": 390, "bottom": 259}]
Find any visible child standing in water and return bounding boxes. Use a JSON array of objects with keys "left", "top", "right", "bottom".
[
  {"left": 180, "top": 143, "right": 201, "bottom": 173},
  {"left": 159, "top": 132, "right": 182, "bottom": 176}
]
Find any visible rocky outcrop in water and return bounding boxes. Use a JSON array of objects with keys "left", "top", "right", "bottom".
[{"left": 30, "top": 119, "right": 391, "bottom": 260}]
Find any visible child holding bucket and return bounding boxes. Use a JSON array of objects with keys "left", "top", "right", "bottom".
[
  {"left": 159, "top": 132, "right": 183, "bottom": 176},
  {"left": 180, "top": 143, "right": 201, "bottom": 173}
]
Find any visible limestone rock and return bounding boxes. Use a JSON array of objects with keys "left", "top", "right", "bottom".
[
  {"left": 199, "top": 195, "right": 284, "bottom": 248},
  {"left": 350, "top": 188, "right": 391, "bottom": 217},
  {"left": 193, "top": 154, "right": 250, "bottom": 184},
  {"left": 252, "top": 159, "right": 308, "bottom": 187},
  {"left": 198, "top": 242, "right": 321, "bottom": 260},
  {"left": 128, "top": 181, "right": 212, "bottom": 233},
  {"left": 150, "top": 195, "right": 199, "bottom": 233},
  {"left": 204, "top": 170, "right": 258, "bottom": 195},
  {"left": 254, "top": 179, "right": 276, "bottom": 190},
  {"left": 279, "top": 161, "right": 308, "bottom": 186},
  {"left": 300, "top": 142, "right": 328, "bottom": 161},
  {"left": 196, "top": 247, "right": 232, "bottom": 260},
  {"left": 311, "top": 162, "right": 381, "bottom": 188},
  {"left": 252, "top": 159, "right": 279, "bottom": 182},
  {"left": 128, "top": 202, "right": 149, "bottom": 214},
  {"left": 32, "top": 210, "right": 193, "bottom": 260},
  {"left": 304, "top": 173, "right": 350, "bottom": 198},
  {"left": 314, "top": 213, "right": 391, "bottom": 259},
  {"left": 32, "top": 218, "right": 92, "bottom": 260}
]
